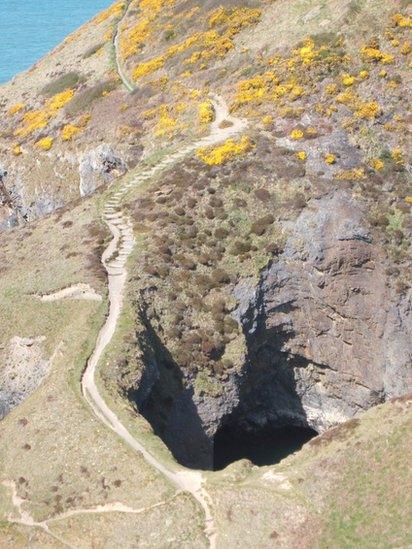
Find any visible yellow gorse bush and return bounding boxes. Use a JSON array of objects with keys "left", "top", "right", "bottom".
[
  {"left": 197, "top": 136, "right": 253, "bottom": 165},
  {"left": 95, "top": 1, "right": 124, "bottom": 24},
  {"left": 12, "top": 144, "right": 22, "bottom": 156},
  {"left": 154, "top": 105, "right": 177, "bottom": 137},
  {"left": 133, "top": 56, "right": 165, "bottom": 79},
  {"left": 8, "top": 103, "right": 24, "bottom": 116},
  {"left": 341, "top": 73, "right": 356, "bottom": 86},
  {"left": 61, "top": 124, "right": 81, "bottom": 141},
  {"left": 355, "top": 100, "right": 380, "bottom": 119},
  {"left": 132, "top": 6, "right": 261, "bottom": 81},
  {"left": 290, "top": 129, "right": 304, "bottom": 140},
  {"left": 371, "top": 158, "right": 384, "bottom": 171},
  {"left": 360, "top": 45, "right": 394, "bottom": 64},
  {"left": 35, "top": 136, "right": 53, "bottom": 151},
  {"left": 15, "top": 110, "right": 49, "bottom": 138},
  {"left": 14, "top": 89, "right": 75, "bottom": 138},
  {"left": 325, "top": 153, "right": 336, "bottom": 164},
  {"left": 198, "top": 101, "right": 215, "bottom": 124},
  {"left": 262, "top": 115, "right": 273, "bottom": 126},
  {"left": 120, "top": 0, "right": 175, "bottom": 59},
  {"left": 298, "top": 39, "right": 317, "bottom": 65},
  {"left": 336, "top": 168, "right": 366, "bottom": 180},
  {"left": 400, "top": 41, "right": 411, "bottom": 55},
  {"left": 391, "top": 149, "right": 404, "bottom": 165},
  {"left": 393, "top": 13, "right": 412, "bottom": 28},
  {"left": 47, "top": 89, "right": 75, "bottom": 112}
]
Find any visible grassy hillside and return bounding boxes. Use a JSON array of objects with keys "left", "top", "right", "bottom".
[{"left": 0, "top": 0, "right": 411, "bottom": 546}]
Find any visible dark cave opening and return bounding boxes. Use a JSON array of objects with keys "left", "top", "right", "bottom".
[
  {"left": 133, "top": 307, "right": 319, "bottom": 471},
  {"left": 213, "top": 423, "right": 317, "bottom": 471}
]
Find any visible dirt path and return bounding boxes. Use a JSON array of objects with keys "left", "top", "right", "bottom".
[
  {"left": 38, "top": 283, "right": 102, "bottom": 302},
  {"left": 80, "top": 95, "right": 246, "bottom": 548},
  {"left": 80, "top": 17, "right": 247, "bottom": 549},
  {"left": 2, "top": 479, "right": 176, "bottom": 547},
  {"left": 113, "top": 1, "right": 135, "bottom": 92}
]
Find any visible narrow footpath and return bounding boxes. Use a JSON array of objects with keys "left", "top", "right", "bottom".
[{"left": 81, "top": 12, "right": 248, "bottom": 548}]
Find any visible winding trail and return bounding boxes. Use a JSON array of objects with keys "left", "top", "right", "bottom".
[
  {"left": 80, "top": 14, "right": 248, "bottom": 549},
  {"left": 2, "top": 479, "right": 177, "bottom": 547},
  {"left": 113, "top": 1, "right": 135, "bottom": 92}
]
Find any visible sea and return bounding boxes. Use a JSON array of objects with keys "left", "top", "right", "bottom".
[{"left": 0, "top": 0, "right": 113, "bottom": 84}]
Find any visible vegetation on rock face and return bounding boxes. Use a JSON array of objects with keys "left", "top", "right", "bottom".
[{"left": 111, "top": 133, "right": 312, "bottom": 387}]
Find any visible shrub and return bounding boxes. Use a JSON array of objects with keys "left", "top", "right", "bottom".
[
  {"left": 224, "top": 316, "right": 239, "bottom": 334},
  {"left": 178, "top": 256, "right": 196, "bottom": 270},
  {"left": 83, "top": 43, "right": 104, "bottom": 59},
  {"left": 254, "top": 188, "right": 271, "bottom": 201},
  {"left": 250, "top": 221, "right": 266, "bottom": 236},
  {"left": 197, "top": 253, "right": 212, "bottom": 266},
  {"left": 209, "top": 196, "right": 223, "bottom": 208},
  {"left": 157, "top": 264, "right": 170, "bottom": 278},
  {"left": 215, "top": 227, "right": 229, "bottom": 239},
  {"left": 261, "top": 214, "right": 275, "bottom": 225},
  {"left": 174, "top": 206, "right": 185, "bottom": 216},
  {"left": 36, "top": 136, "right": 53, "bottom": 151},
  {"left": 211, "top": 268, "right": 231, "bottom": 284},
  {"left": 265, "top": 242, "right": 283, "bottom": 255},
  {"left": 65, "top": 80, "right": 116, "bottom": 115},
  {"left": 197, "top": 136, "right": 253, "bottom": 165},
  {"left": 41, "top": 72, "right": 84, "bottom": 96},
  {"left": 205, "top": 206, "right": 215, "bottom": 220},
  {"left": 231, "top": 240, "right": 252, "bottom": 255}
]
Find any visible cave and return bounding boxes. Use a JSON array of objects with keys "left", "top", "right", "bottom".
[
  {"left": 132, "top": 306, "right": 320, "bottom": 471},
  {"left": 133, "top": 346, "right": 319, "bottom": 470},
  {"left": 213, "top": 423, "right": 317, "bottom": 471}
]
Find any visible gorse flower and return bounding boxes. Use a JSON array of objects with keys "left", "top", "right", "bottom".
[
  {"left": 197, "top": 136, "right": 253, "bottom": 165},
  {"left": 8, "top": 103, "right": 24, "bottom": 116},
  {"left": 355, "top": 101, "right": 381, "bottom": 119},
  {"left": 371, "top": 158, "right": 384, "bottom": 171},
  {"left": 341, "top": 73, "right": 356, "bottom": 86},
  {"left": 290, "top": 129, "right": 304, "bottom": 140},
  {"left": 61, "top": 124, "right": 81, "bottom": 141},
  {"left": 198, "top": 101, "right": 215, "bottom": 124},
  {"left": 35, "top": 136, "right": 53, "bottom": 151}
]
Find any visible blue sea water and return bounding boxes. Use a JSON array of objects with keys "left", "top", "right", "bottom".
[{"left": 0, "top": 0, "right": 113, "bottom": 84}]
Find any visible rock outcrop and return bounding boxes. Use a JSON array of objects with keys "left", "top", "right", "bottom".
[
  {"left": 0, "top": 336, "right": 51, "bottom": 420},
  {"left": 0, "top": 166, "right": 18, "bottom": 230},
  {"left": 134, "top": 190, "right": 411, "bottom": 469},
  {"left": 79, "top": 144, "right": 127, "bottom": 197},
  {"left": 233, "top": 190, "right": 411, "bottom": 434}
]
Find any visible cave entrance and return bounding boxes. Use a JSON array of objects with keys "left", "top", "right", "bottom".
[{"left": 213, "top": 423, "right": 317, "bottom": 471}]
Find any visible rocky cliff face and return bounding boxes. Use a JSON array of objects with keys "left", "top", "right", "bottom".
[
  {"left": 0, "top": 144, "right": 127, "bottom": 230},
  {"left": 133, "top": 189, "right": 411, "bottom": 469},
  {"left": 234, "top": 189, "right": 411, "bottom": 430}
]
